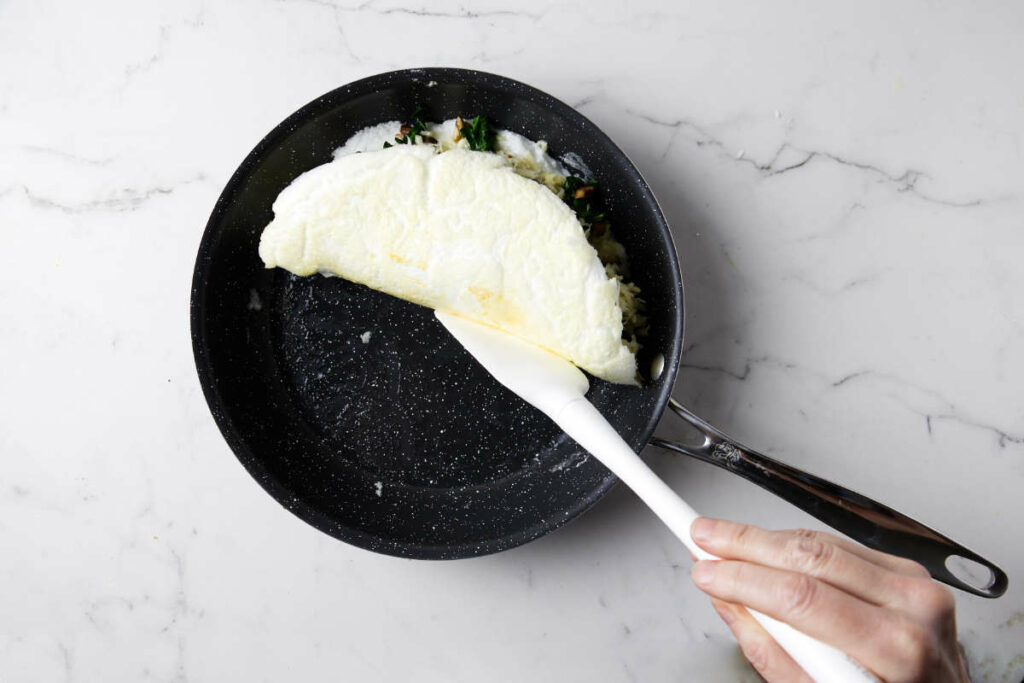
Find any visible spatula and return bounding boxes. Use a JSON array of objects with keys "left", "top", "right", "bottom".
[{"left": 436, "top": 310, "right": 879, "bottom": 683}]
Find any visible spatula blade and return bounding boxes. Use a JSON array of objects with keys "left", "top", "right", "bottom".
[{"left": 435, "top": 310, "right": 589, "bottom": 420}]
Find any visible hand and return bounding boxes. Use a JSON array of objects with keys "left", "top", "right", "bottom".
[{"left": 689, "top": 517, "right": 970, "bottom": 683}]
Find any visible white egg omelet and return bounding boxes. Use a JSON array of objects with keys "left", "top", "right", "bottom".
[{"left": 258, "top": 145, "right": 637, "bottom": 384}]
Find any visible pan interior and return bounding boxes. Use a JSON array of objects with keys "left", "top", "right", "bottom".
[
  {"left": 276, "top": 273, "right": 587, "bottom": 488},
  {"left": 192, "top": 68, "right": 682, "bottom": 558}
]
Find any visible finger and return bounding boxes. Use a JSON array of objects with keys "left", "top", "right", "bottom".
[
  {"left": 710, "top": 598, "right": 814, "bottom": 683},
  {"left": 895, "top": 574, "right": 959, "bottom": 626},
  {"left": 693, "top": 559, "right": 897, "bottom": 672},
  {"left": 690, "top": 518, "right": 918, "bottom": 607},
  {"left": 692, "top": 517, "right": 931, "bottom": 579}
]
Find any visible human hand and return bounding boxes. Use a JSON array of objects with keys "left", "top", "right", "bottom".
[{"left": 689, "top": 517, "right": 969, "bottom": 683}]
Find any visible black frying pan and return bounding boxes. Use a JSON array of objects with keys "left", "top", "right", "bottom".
[{"left": 191, "top": 68, "right": 1006, "bottom": 598}]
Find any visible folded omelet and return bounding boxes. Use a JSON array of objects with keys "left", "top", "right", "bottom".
[{"left": 258, "top": 146, "right": 637, "bottom": 384}]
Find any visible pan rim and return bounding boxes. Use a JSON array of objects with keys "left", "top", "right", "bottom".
[{"left": 189, "top": 67, "right": 684, "bottom": 559}]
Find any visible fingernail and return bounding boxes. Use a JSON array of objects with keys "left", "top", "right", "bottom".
[
  {"left": 712, "top": 600, "right": 736, "bottom": 626},
  {"left": 691, "top": 517, "right": 716, "bottom": 544},
  {"left": 692, "top": 560, "right": 716, "bottom": 588}
]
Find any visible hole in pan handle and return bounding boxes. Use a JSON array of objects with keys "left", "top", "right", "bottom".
[{"left": 650, "top": 398, "right": 1008, "bottom": 599}]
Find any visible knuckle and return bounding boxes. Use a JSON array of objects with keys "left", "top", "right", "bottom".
[
  {"left": 889, "top": 621, "right": 937, "bottom": 676},
  {"left": 894, "top": 557, "right": 931, "bottom": 578},
  {"left": 779, "top": 574, "right": 819, "bottom": 617},
  {"left": 787, "top": 535, "right": 836, "bottom": 575},
  {"left": 732, "top": 522, "right": 754, "bottom": 547},
  {"left": 901, "top": 621, "right": 930, "bottom": 652},
  {"left": 739, "top": 636, "right": 773, "bottom": 674},
  {"left": 914, "top": 580, "right": 957, "bottom": 618}
]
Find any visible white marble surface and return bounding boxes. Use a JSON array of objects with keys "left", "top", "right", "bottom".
[{"left": 2, "top": 0, "right": 1022, "bottom": 680}]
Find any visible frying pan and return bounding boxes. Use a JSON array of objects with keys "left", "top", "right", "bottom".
[{"left": 191, "top": 67, "right": 1006, "bottom": 598}]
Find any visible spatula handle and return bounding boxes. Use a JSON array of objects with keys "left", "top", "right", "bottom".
[{"left": 556, "top": 397, "right": 879, "bottom": 683}]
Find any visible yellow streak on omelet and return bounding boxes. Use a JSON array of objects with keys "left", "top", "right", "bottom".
[{"left": 258, "top": 146, "right": 637, "bottom": 384}]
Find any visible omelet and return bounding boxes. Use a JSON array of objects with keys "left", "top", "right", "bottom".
[{"left": 258, "top": 145, "right": 637, "bottom": 384}]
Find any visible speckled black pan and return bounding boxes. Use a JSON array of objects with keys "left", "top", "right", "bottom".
[
  {"left": 190, "top": 70, "right": 1010, "bottom": 599},
  {"left": 190, "top": 68, "right": 682, "bottom": 558}
]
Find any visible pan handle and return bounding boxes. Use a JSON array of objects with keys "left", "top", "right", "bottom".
[{"left": 651, "top": 398, "right": 1008, "bottom": 599}]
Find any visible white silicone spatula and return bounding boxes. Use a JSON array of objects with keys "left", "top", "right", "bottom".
[{"left": 436, "top": 311, "right": 879, "bottom": 683}]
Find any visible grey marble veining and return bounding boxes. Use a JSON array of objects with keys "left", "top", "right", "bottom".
[{"left": 1, "top": 0, "right": 1022, "bottom": 681}]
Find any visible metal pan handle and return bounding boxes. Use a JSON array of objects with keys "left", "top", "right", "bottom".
[{"left": 651, "top": 398, "right": 1008, "bottom": 598}]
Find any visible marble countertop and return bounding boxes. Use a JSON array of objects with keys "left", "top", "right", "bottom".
[{"left": 2, "top": 0, "right": 1022, "bottom": 680}]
